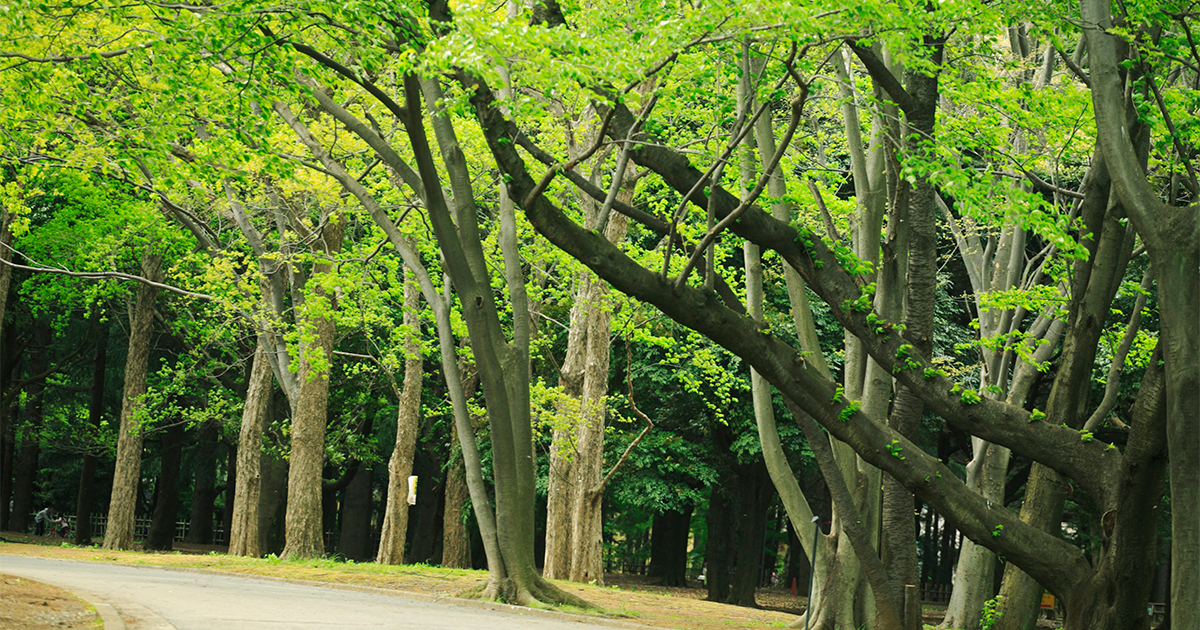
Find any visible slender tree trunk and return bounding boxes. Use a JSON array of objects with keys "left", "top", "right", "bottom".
[
  {"left": 102, "top": 251, "right": 163, "bottom": 550},
  {"left": 145, "top": 420, "right": 184, "bottom": 550},
  {"left": 228, "top": 339, "right": 273, "bottom": 557},
  {"left": 185, "top": 420, "right": 219, "bottom": 544},
  {"left": 0, "top": 207, "right": 13, "bottom": 329},
  {"left": 377, "top": 273, "right": 424, "bottom": 564},
  {"left": 280, "top": 213, "right": 346, "bottom": 560}
]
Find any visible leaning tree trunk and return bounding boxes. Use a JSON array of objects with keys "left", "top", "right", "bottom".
[
  {"left": 280, "top": 212, "right": 346, "bottom": 560},
  {"left": 102, "top": 251, "right": 163, "bottom": 550},
  {"left": 228, "top": 339, "right": 273, "bottom": 557},
  {"left": 377, "top": 274, "right": 423, "bottom": 565}
]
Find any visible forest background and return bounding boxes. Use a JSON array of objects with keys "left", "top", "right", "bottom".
[{"left": 0, "top": 0, "right": 1195, "bottom": 629}]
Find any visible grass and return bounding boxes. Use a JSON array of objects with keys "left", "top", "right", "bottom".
[{"left": 0, "top": 535, "right": 800, "bottom": 630}]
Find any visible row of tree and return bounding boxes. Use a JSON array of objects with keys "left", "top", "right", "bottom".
[{"left": 1, "top": 0, "right": 1194, "bottom": 629}]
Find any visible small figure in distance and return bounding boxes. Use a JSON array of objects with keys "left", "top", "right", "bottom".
[
  {"left": 50, "top": 513, "right": 70, "bottom": 539},
  {"left": 34, "top": 506, "right": 52, "bottom": 536}
]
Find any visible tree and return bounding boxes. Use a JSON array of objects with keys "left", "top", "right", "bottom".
[{"left": 461, "top": 1, "right": 1192, "bottom": 624}]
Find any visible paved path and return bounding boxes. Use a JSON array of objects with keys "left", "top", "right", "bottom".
[{"left": 1, "top": 555, "right": 623, "bottom": 629}]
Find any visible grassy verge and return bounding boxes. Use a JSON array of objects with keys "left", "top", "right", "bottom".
[{"left": 1, "top": 534, "right": 798, "bottom": 630}]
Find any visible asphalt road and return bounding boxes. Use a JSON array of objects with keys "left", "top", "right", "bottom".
[{"left": 1, "top": 554, "right": 623, "bottom": 629}]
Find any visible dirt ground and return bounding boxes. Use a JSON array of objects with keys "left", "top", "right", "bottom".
[{"left": 0, "top": 574, "right": 101, "bottom": 629}]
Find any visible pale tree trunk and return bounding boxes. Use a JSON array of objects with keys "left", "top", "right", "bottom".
[
  {"left": 102, "top": 251, "right": 163, "bottom": 550},
  {"left": 228, "top": 338, "right": 274, "bottom": 557},
  {"left": 737, "top": 46, "right": 830, "bottom": 623},
  {"left": 377, "top": 273, "right": 423, "bottom": 565},
  {"left": 744, "top": 44, "right": 893, "bottom": 630},
  {"left": 941, "top": 38, "right": 1057, "bottom": 626},
  {"left": 567, "top": 216, "right": 627, "bottom": 585},
  {"left": 410, "top": 73, "right": 586, "bottom": 606},
  {"left": 280, "top": 210, "right": 346, "bottom": 560},
  {"left": 994, "top": 150, "right": 1134, "bottom": 628},
  {"left": 277, "top": 79, "right": 505, "bottom": 593},
  {"left": 545, "top": 108, "right": 633, "bottom": 584},
  {"left": 1080, "top": 3, "right": 1200, "bottom": 623}
]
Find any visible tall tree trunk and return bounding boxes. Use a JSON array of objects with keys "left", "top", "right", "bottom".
[
  {"left": 377, "top": 273, "right": 423, "bottom": 564},
  {"left": 995, "top": 161, "right": 1132, "bottom": 628},
  {"left": 706, "top": 486, "right": 735, "bottom": 603},
  {"left": 566, "top": 212, "right": 627, "bottom": 585},
  {"left": 884, "top": 53, "right": 942, "bottom": 630},
  {"left": 728, "top": 462, "right": 773, "bottom": 607},
  {"left": 544, "top": 136, "right": 632, "bottom": 584},
  {"left": 280, "top": 212, "right": 346, "bottom": 560},
  {"left": 411, "top": 73, "right": 584, "bottom": 607},
  {"left": 9, "top": 390, "right": 42, "bottom": 533},
  {"left": 229, "top": 340, "right": 272, "bottom": 556},
  {"left": 441, "top": 425, "right": 473, "bottom": 569},
  {"left": 1078, "top": 7, "right": 1199, "bottom": 622},
  {"left": 185, "top": 420, "right": 219, "bottom": 544},
  {"left": 102, "top": 251, "right": 163, "bottom": 550},
  {"left": 145, "top": 420, "right": 184, "bottom": 550},
  {"left": 337, "top": 464, "right": 374, "bottom": 561},
  {"left": 0, "top": 206, "right": 13, "bottom": 330},
  {"left": 75, "top": 318, "right": 109, "bottom": 545}
]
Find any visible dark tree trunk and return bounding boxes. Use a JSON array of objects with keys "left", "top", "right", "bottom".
[
  {"left": 145, "top": 421, "right": 185, "bottom": 550},
  {"left": 10, "top": 326, "right": 48, "bottom": 533},
  {"left": 728, "top": 462, "right": 773, "bottom": 607},
  {"left": 9, "top": 422, "right": 39, "bottom": 533},
  {"left": 337, "top": 465, "right": 374, "bottom": 561},
  {"left": 221, "top": 441, "right": 236, "bottom": 544},
  {"left": 0, "top": 319, "right": 20, "bottom": 531},
  {"left": 185, "top": 421, "right": 219, "bottom": 544},
  {"left": 258, "top": 453, "right": 289, "bottom": 554},
  {"left": 407, "top": 449, "right": 446, "bottom": 565},
  {"left": 74, "top": 318, "right": 108, "bottom": 546},
  {"left": 706, "top": 486, "right": 735, "bottom": 603},
  {"left": 653, "top": 505, "right": 694, "bottom": 587}
]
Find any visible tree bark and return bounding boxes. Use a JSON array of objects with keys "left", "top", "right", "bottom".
[
  {"left": 706, "top": 486, "right": 735, "bottom": 603},
  {"left": 185, "top": 420, "right": 219, "bottom": 544},
  {"left": 280, "top": 210, "right": 346, "bottom": 560},
  {"left": 228, "top": 340, "right": 273, "bottom": 557},
  {"left": 74, "top": 317, "right": 107, "bottom": 545},
  {"left": 441, "top": 425, "right": 473, "bottom": 569},
  {"left": 1079, "top": 3, "right": 1200, "bottom": 623},
  {"left": 377, "top": 274, "right": 423, "bottom": 564},
  {"left": 102, "top": 251, "right": 163, "bottom": 550},
  {"left": 337, "top": 464, "right": 374, "bottom": 561},
  {"left": 145, "top": 420, "right": 184, "bottom": 550}
]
